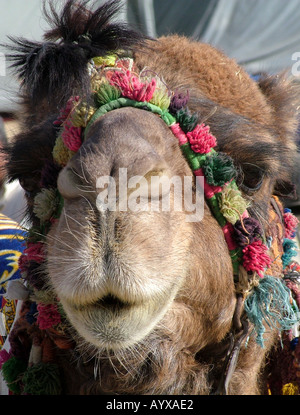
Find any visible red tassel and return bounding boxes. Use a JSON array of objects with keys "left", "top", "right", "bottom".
[{"left": 37, "top": 303, "right": 61, "bottom": 330}]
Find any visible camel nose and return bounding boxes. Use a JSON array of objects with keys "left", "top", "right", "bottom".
[{"left": 57, "top": 167, "right": 85, "bottom": 200}]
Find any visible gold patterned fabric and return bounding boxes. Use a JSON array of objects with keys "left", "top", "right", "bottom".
[{"left": 0, "top": 214, "right": 26, "bottom": 347}]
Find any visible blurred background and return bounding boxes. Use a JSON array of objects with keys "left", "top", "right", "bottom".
[{"left": 0, "top": 0, "right": 299, "bottom": 224}]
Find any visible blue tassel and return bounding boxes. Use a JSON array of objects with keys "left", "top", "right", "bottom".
[{"left": 244, "top": 276, "right": 299, "bottom": 347}]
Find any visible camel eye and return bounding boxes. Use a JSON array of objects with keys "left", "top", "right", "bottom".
[{"left": 240, "top": 165, "right": 264, "bottom": 193}]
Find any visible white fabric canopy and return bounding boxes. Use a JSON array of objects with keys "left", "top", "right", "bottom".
[
  {"left": 1, "top": 0, "right": 300, "bottom": 112},
  {"left": 200, "top": 0, "right": 300, "bottom": 74}
]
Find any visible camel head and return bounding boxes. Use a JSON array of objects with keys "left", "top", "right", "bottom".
[{"left": 2, "top": 0, "right": 300, "bottom": 395}]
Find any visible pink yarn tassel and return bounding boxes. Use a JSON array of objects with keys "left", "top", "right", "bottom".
[
  {"left": 0, "top": 349, "right": 11, "bottom": 369},
  {"left": 186, "top": 123, "right": 217, "bottom": 154},
  {"left": 223, "top": 223, "right": 238, "bottom": 251},
  {"left": 110, "top": 70, "right": 156, "bottom": 102},
  {"left": 242, "top": 239, "right": 272, "bottom": 277},
  {"left": 284, "top": 211, "right": 299, "bottom": 239},
  {"left": 62, "top": 120, "right": 82, "bottom": 152},
  {"left": 23, "top": 242, "right": 45, "bottom": 264},
  {"left": 170, "top": 123, "right": 188, "bottom": 145},
  {"left": 37, "top": 303, "right": 61, "bottom": 330},
  {"left": 19, "top": 242, "right": 45, "bottom": 272}
]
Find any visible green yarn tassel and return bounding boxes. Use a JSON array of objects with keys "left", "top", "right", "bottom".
[
  {"left": 244, "top": 275, "right": 299, "bottom": 347},
  {"left": 94, "top": 82, "right": 121, "bottom": 107},
  {"left": 2, "top": 357, "right": 27, "bottom": 394},
  {"left": 282, "top": 239, "right": 298, "bottom": 268},
  {"left": 202, "top": 152, "right": 236, "bottom": 186},
  {"left": 175, "top": 108, "right": 198, "bottom": 133},
  {"left": 22, "top": 363, "right": 62, "bottom": 395}
]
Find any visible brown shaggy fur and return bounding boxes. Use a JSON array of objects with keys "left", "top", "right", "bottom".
[
  {"left": 3, "top": 1, "right": 300, "bottom": 395},
  {"left": 135, "top": 35, "right": 274, "bottom": 126}
]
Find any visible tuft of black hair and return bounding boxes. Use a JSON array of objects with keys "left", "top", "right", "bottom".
[{"left": 4, "top": 0, "right": 148, "bottom": 111}]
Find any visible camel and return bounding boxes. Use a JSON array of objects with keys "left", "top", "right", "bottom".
[{"left": 0, "top": 0, "right": 299, "bottom": 395}]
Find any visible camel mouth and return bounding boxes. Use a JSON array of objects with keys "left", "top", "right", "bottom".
[
  {"left": 72, "top": 294, "right": 133, "bottom": 313},
  {"left": 93, "top": 294, "right": 132, "bottom": 311},
  {"left": 61, "top": 291, "right": 174, "bottom": 351}
]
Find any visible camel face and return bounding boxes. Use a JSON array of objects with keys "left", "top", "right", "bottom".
[{"left": 47, "top": 108, "right": 194, "bottom": 350}]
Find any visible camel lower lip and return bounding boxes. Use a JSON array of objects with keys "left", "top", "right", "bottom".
[{"left": 61, "top": 295, "right": 172, "bottom": 351}]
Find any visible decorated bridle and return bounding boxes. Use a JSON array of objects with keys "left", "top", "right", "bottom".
[{"left": 1, "top": 54, "right": 299, "bottom": 395}]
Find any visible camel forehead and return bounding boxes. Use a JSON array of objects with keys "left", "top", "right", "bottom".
[{"left": 85, "top": 106, "right": 171, "bottom": 145}]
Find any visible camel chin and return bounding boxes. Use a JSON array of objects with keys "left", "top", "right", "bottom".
[
  {"left": 60, "top": 294, "right": 175, "bottom": 351},
  {"left": 46, "top": 195, "right": 190, "bottom": 352}
]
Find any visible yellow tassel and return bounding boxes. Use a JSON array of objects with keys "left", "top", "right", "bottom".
[
  {"left": 52, "top": 136, "right": 75, "bottom": 166},
  {"left": 90, "top": 76, "right": 106, "bottom": 93},
  {"left": 150, "top": 88, "right": 171, "bottom": 111},
  {"left": 219, "top": 186, "right": 250, "bottom": 224},
  {"left": 33, "top": 188, "right": 58, "bottom": 222},
  {"left": 71, "top": 103, "right": 96, "bottom": 127},
  {"left": 282, "top": 382, "right": 299, "bottom": 395},
  {"left": 93, "top": 55, "right": 117, "bottom": 67},
  {"left": 143, "top": 75, "right": 171, "bottom": 111},
  {"left": 31, "top": 288, "right": 57, "bottom": 305}
]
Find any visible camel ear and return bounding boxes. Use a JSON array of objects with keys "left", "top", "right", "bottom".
[{"left": 256, "top": 73, "right": 300, "bottom": 151}]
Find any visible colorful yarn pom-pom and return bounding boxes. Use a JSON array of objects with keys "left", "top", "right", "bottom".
[
  {"left": 110, "top": 70, "right": 156, "bottom": 102},
  {"left": 1, "top": 357, "right": 27, "bottom": 394},
  {"left": 61, "top": 122, "right": 82, "bottom": 152},
  {"left": 37, "top": 303, "right": 61, "bottom": 330},
  {"left": 169, "top": 90, "right": 190, "bottom": 114},
  {"left": 242, "top": 239, "right": 272, "bottom": 277},
  {"left": 22, "top": 363, "right": 62, "bottom": 395},
  {"left": 219, "top": 187, "right": 250, "bottom": 225},
  {"left": 284, "top": 209, "right": 299, "bottom": 239},
  {"left": 202, "top": 152, "right": 236, "bottom": 185},
  {"left": 94, "top": 81, "right": 121, "bottom": 106},
  {"left": 244, "top": 276, "right": 299, "bottom": 347},
  {"left": 175, "top": 108, "right": 198, "bottom": 133},
  {"left": 186, "top": 123, "right": 217, "bottom": 154},
  {"left": 233, "top": 217, "right": 263, "bottom": 247}
]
